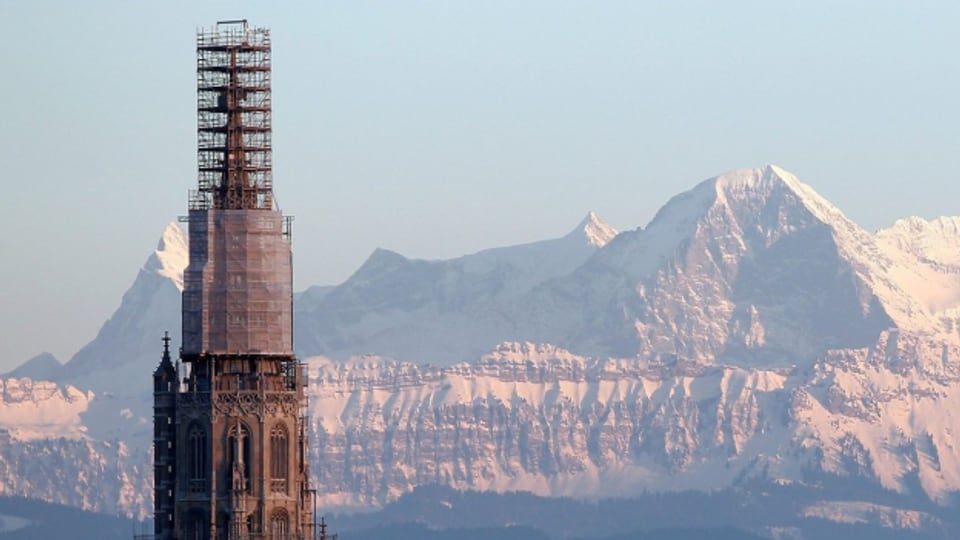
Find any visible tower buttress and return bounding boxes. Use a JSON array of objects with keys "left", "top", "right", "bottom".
[{"left": 153, "top": 332, "right": 177, "bottom": 539}]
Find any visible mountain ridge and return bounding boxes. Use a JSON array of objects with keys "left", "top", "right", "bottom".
[
  {"left": 4, "top": 165, "right": 960, "bottom": 534},
  {"left": 510, "top": 165, "right": 897, "bottom": 364}
]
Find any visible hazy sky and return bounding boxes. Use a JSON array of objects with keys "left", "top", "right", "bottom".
[{"left": 1, "top": 1, "right": 958, "bottom": 371}]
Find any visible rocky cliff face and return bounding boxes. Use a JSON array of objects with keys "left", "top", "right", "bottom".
[
  {"left": 0, "top": 435, "right": 150, "bottom": 517},
  {"left": 0, "top": 378, "right": 151, "bottom": 517},
  {"left": 4, "top": 166, "right": 960, "bottom": 532},
  {"left": 306, "top": 343, "right": 790, "bottom": 508},
  {"left": 513, "top": 166, "right": 899, "bottom": 364},
  {"left": 305, "top": 332, "right": 960, "bottom": 510}
]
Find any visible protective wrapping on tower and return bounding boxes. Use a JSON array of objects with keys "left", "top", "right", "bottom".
[
  {"left": 149, "top": 20, "right": 319, "bottom": 540},
  {"left": 184, "top": 19, "right": 293, "bottom": 356}
]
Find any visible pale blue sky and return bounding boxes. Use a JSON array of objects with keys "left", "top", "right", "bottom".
[{"left": 1, "top": 1, "right": 958, "bottom": 370}]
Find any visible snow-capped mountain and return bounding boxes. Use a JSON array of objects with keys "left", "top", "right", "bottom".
[
  {"left": 4, "top": 166, "right": 960, "bottom": 534},
  {"left": 513, "top": 165, "right": 896, "bottom": 364},
  {"left": 0, "top": 378, "right": 151, "bottom": 517},
  {"left": 0, "top": 225, "right": 185, "bottom": 517},
  {"left": 294, "top": 211, "right": 619, "bottom": 364},
  {"left": 58, "top": 222, "right": 186, "bottom": 390},
  {"left": 875, "top": 216, "right": 960, "bottom": 326},
  {"left": 306, "top": 331, "right": 960, "bottom": 513}
]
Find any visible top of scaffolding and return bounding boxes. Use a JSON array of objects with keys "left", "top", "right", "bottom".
[
  {"left": 193, "top": 18, "right": 274, "bottom": 211},
  {"left": 197, "top": 19, "right": 270, "bottom": 51}
]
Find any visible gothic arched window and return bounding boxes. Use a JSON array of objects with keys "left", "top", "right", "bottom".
[
  {"left": 270, "top": 509, "right": 289, "bottom": 540},
  {"left": 184, "top": 509, "right": 206, "bottom": 540},
  {"left": 270, "top": 422, "right": 289, "bottom": 492},
  {"left": 188, "top": 424, "right": 207, "bottom": 492}
]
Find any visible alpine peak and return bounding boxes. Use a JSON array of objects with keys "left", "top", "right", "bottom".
[
  {"left": 706, "top": 165, "right": 852, "bottom": 230},
  {"left": 568, "top": 211, "right": 618, "bottom": 247},
  {"left": 146, "top": 222, "right": 188, "bottom": 292}
]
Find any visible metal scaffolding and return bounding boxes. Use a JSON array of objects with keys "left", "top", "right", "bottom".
[
  {"left": 193, "top": 20, "right": 273, "bottom": 211},
  {"left": 148, "top": 20, "right": 324, "bottom": 540},
  {"left": 182, "top": 20, "right": 292, "bottom": 357}
]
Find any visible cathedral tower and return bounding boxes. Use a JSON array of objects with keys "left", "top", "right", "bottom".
[{"left": 153, "top": 20, "right": 313, "bottom": 540}]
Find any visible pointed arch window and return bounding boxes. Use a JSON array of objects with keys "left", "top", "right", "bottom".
[
  {"left": 184, "top": 509, "right": 206, "bottom": 540},
  {"left": 270, "top": 509, "right": 289, "bottom": 540},
  {"left": 188, "top": 424, "right": 207, "bottom": 492},
  {"left": 270, "top": 422, "right": 289, "bottom": 492}
]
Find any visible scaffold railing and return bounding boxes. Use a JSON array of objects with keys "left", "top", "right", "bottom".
[{"left": 195, "top": 19, "right": 274, "bottom": 211}]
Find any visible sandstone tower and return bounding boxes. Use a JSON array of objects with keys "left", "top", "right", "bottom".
[{"left": 152, "top": 20, "right": 314, "bottom": 540}]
